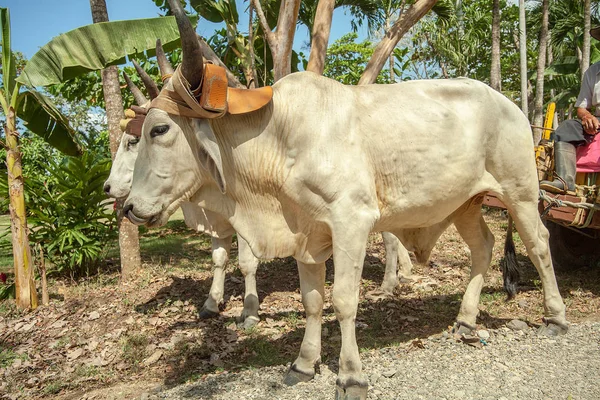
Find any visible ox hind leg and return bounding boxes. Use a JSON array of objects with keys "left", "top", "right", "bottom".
[
  {"left": 380, "top": 232, "right": 414, "bottom": 295},
  {"left": 236, "top": 237, "right": 260, "bottom": 329},
  {"left": 504, "top": 200, "right": 568, "bottom": 335},
  {"left": 284, "top": 261, "right": 325, "bottom": 385},
  {"left": 453, "top": 203, "right": 496, "bottom": 331},
  {"left": 199, "top": 236, "right": 233, "bottom": 319}
]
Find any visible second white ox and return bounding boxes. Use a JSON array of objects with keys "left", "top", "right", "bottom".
[{"left": 123, "top": 3, "right": 567, "bottom": 398}]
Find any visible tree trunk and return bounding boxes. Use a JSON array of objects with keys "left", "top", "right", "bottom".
[
  {"left": 359, "top": 0, "right": 437, "bottom": 85},
  {"left": 273, "top": 0, "right": 301, "bottom": 81},
  {"left": 90, "top": 0, "right": 141, "bottom": 281},
  {"left": 490, "top": 0, "right": 501, "bottom": 91},
  {"left": 532, "top": 0, "right": 549, "bottom": 145},
  {"left": 582, "top": 0, "right": 591, "bottom": 76},
  {"left": 6, "top": 107, "right": 38, "bottom": 310},
  {"left": 252, "top": 0, "right": 301, "bottom": 82},
  {"left": 248, "top": 3, "right": 258, "bottom": 88},
  {"left": 306, "top": 0, "right": 335, "bottom": 75},
  {"left": 519, "top": 0, "right": 528, "bottom": 116}
]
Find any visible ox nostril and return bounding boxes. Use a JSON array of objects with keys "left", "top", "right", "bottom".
[{"left": 104, "top": 184, "right": 111, "bottom": 195}]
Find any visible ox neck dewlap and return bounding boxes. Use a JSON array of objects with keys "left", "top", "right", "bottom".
[{"left": 150, "top": 63, "right": 273, "bottom": 119}]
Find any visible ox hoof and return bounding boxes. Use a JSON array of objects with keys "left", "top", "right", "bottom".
[
  {"left": 335, "top": 384, "right": 368, "bottom": 400},
  {"left": 365, "top": 289, "right": 393, "bottom": 301},
  {"left": 452, "top": 321, "right": 476, "bottom": 335},
  {"left": 398, "top": 273, "right": 422, "bottom": 283},
  {"left": 283, "top": 365, "right": 315, "bottom": 386},
  {"left": 238, "top": 315, "right": 260, "bottom": 330},
  {"left": 538, "top": 318, "right": 569, "bottom": 337},
  {"left": 198, "top": 307, "right": 219, "bottom": 320}
]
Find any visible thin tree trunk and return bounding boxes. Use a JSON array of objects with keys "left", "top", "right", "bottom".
[
  {"left": 90, "top": 0, "right": 141, "bottom": 281},
  {"left": 424, "top": 32, "right": 448, "bottom": 78},
  {"left": 490, "top": 0, "right": 501, "bottom": 91},
  {"left": 248, "top": 3, "right": 257, "bottom": 88},
  {"left": 252, "top": 0, "right": 301, "bottom": 81},
  {"left": 307, "top": 0, "right": 335, "bottom": 75},
  {"left": 532, "top": 0, "right": 549, "bottom": 145},
  {"left": 359, "top": 0, "right": 437, "bottom": 85},
  {"left": 548, "top": 40, "right": 554, "bottom": 99},
  {"left": 519, "top": 0, "right": 528, "bottom": 116},
  {"left": 6, "top": 107, "right": 38, "bottom": 309},
  {"left": 387, "top": 18, "right": 395, "bottom": 82},
  {"left": 273, "top": 0, "right": 301, "bottom": 80},
  {"left": 582, "top": 0, "right": 591, "bottom": 76}
]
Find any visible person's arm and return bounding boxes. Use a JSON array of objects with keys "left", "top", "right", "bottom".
[{"left": 577, "top": 107, "right": 599, "bottom": 135}]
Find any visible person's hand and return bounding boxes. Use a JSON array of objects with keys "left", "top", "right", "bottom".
[{"left": 581, "top": 113, "right": 600, "bottom": 135}]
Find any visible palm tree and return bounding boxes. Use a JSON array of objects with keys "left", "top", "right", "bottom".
[
  {"left": 532, "top": 0, "right": 600, "bottom": 117},
  {"left": 532, "top": 0, "right": 549, "bottom": 145},
  {"left": 490, "top": 0, "right": 501, "bottom": 91},
  {"left": 519, "top": 0, "right": 527, "bottom": 115}
]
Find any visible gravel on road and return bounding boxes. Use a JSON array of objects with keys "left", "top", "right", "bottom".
[{"left": 150, "top": 322, "right": 600, "bottom": 400}]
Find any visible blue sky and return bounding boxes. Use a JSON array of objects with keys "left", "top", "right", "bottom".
[{"left": 3, "top": 0, "right": 369, "bottom": 60}]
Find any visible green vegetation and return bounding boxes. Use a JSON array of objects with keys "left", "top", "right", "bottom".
[
  {"left": 120, "top": 334, "right": 149, "bottom": 369},
  {"left": 0, "top": 344, "right": 28, "bottom": 368}
]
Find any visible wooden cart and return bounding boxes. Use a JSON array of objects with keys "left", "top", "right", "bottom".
[{"left": 483, "top": 102, "right": 600, "bottom": 269}]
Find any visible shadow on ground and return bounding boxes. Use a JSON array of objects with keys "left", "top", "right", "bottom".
[
  {"left": 132, "top": 253, "right": 515, "bottom": 391},
  {"left": 510, "top": 252, "right": 600, "bottom": 298}
]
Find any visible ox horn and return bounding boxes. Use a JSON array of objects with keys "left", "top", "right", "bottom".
[
  {"left": 156, "top": 39, "right": 174, "bottom": 83},
  {"left": 166, "top": 0, "right": 204, "bottom": 90},
  {"left": 132, "top": 60, "right": 160, "bottom": 99},
  {"left": 123, "top": 72, "right": 149, "bottom": 106}
]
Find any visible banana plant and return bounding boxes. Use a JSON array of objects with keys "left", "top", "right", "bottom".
[
  {"left": 1, "top": 9, "right": 186, "bottom": 308},
  {"left": 1, "top": 7, "right": 80, "bottom": 308}
]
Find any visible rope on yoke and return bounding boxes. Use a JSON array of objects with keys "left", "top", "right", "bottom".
[{"left": 539, "top": 189, "right": 600, "bottom": 228}]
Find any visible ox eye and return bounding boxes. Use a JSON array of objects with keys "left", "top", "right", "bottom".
[
  {"left": 127, "top": 137, "right": 139, "bottom": 149},
  {"left": 150, "top": 124, "right": 169, "bottom": 137}
]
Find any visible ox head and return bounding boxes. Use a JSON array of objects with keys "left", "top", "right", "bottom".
[
  {"left": 123, "top": 0, "right": 227, "bottom": 227},
  {"left": 104, "top": 44, "right": 172, "bottom": 200}
]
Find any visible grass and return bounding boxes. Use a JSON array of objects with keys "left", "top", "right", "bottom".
[
  {"left": 120, "top": 333, "right": 149, "bottom": 369},
  {"left": 244, "top": 335, "right": 289, "bottom": 366},
  {"left": 42, "top": 381, "right": 65, "bottom": 395},
  {"left": 0, "top": 344, "right": 29, "bottom": 368}
]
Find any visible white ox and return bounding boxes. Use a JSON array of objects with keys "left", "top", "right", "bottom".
[
  {"left": 105, "top": 66, "right": 416, "bottom": 328},
  {"left": 123, "top": 3, "right": 568, "bottom": 398}
]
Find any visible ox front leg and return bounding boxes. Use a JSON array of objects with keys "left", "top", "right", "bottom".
[
  {"left": 284, "top": 261, "right": 325, "bottom": 385},
  {"left": 332, "top": 227, "right": 371, "bottom": 400},
  {"left": 199, "top": 236, "right": 233, "bottom": 319},
  {"left": 236, "top": 236, "right": 260, "bottom": 329},
  {"left": 453, "top": 207, "right": 495, "bottom": 333}
]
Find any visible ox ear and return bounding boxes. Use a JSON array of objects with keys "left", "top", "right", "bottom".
[{"left": 194, "top": 121, "right": 226, "bottom": 194}]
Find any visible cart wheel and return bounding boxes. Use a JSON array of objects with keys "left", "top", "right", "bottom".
[{"left": 546, "top": 221, "right": 600, "bottom": 270}]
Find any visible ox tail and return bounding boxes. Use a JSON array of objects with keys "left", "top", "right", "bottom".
[{"left": 500, "top": 215, "right": 520, "bottom": 300}]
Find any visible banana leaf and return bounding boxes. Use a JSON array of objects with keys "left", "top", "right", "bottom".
[
  {"left": 17, "top": 16, "right": 197, "bottom": 87},
  {"left": 0, "top": 8, "right": 16, "bottom": 98},
  {"left": 16, "top": 90, "right": 82, "bottom": 156}
]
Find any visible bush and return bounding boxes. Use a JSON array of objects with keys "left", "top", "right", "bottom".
[{"left": 26, "top": 151, "right": 116, "bottom": 276}]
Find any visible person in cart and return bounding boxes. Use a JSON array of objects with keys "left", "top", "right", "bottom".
[{"left": 540, "top": 27, "right": 600, "bottom": 194}]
